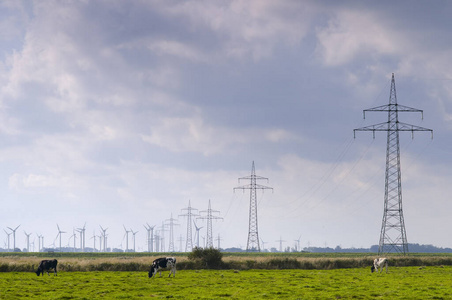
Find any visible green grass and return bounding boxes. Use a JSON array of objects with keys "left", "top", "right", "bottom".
[{"left": 1, "top": 267, "right": 451, "bottom": 299}]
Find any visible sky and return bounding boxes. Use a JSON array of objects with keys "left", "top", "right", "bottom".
[{"left": 1, "top": 0, "right": 452, "bottom": 252}]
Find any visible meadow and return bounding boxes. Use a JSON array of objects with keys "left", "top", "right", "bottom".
[
  {"left": 1, "top": 267, "right": 452, "bottom": 299},
  {"left": 1, "top": 253, "right": 452, "bottom": 299}
]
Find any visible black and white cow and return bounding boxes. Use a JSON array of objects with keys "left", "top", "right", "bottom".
[
  {"left": 36, "top": 259, "right": 58, "bottom": 276},
  {"left": 148, "top": 257, "right": 176, "bottom": 278},
  {"left": 371, "top": 258, "right": 388, "bottom": 273}
]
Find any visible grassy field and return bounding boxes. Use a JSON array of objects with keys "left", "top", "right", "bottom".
[
  {"left": 2, "top": 253, "right": 452, "bottom": 299},
  {"left": 1, "top": 266, "right": 451, "bottom": 299}
]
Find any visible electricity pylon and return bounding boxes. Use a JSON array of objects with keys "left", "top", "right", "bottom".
[
  {"left": 354, "top": 73, "right": 433, "bottom": 255},
  {"left": 166, "top": 214, "right": 179, "bottom": 252},
  {"left": 179, "top": 200, "right": 199, "bottom": 252},
  {"left": 234, "top": 161, "right": 273, "bottom": 252},
  {"left": 198, "top": 199, "right": 222, "bottom": 248}
]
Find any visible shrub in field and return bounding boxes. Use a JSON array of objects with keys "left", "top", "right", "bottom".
[{"left": 188, "top": 247, "right": 224, "bottom": 269}]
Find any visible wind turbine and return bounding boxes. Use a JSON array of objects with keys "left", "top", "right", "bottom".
[
  {"left": 123, "top": 225, "right": 130, "bottom": 252},
  {"left": 4, "top": 230, "right": 11, "bottom": 252},
  {"left": 36, "top": 234, "right": 42, "bottom": 252},
  {"left": 294, "top": 235, "right": 301, "bottom": 252},
  {"left": 144, "top": 223, "right": 155, "bottom": 252},
  {"left": 69, "top": 230, "right": 77, "bottom": 252},
  {"left": 36, "top": 234, "right": 44, "bottom": 252},
  {"left": 131, "top": 229, "right": 138, "bottom": 252},
  {"left": 24, "top": 231, "right": 32, "bottom": 252},
  {"left": 76, "top": 223, "right": 86, "bottom": 252},
  {"left": 193, "top": 220, "right": 203, "bottom": 248},
  {"left": 7, "top": 225, "right": 20, "bottom": 252},
  {"left": 261, "top": 238, "right": 267, "bottom": 251},
  {"left": 99, "top": 226, "right": 108, "bottom": 252},
  {"left": 56, "top": 224, "right": 66, "bottom": 252},
  {"left": 90, "top": 230, "right": 97, "bottom": 252}
]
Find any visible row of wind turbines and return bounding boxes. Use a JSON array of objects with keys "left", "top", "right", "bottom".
[{"left": 2, "top": 220, "right": 206, "bottom": 253}]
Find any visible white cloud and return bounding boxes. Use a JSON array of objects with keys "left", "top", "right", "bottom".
[
  {"left": 164, "top": 0, "right": 313, "bottom": 60},
  {"left": 316, "top": 9, "right": 399, "bottom": 67},
  {"left": 141, "top": 114, "right": 300, "bottom": 156}
]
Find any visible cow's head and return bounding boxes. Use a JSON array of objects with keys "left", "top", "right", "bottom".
[
  {"left": 36, "top": 268, "right": 42, "bottom": 276},
  {"left": 370, "top": 265, "right": 375, "bottom": 273},
  {"left": 148, "top": 265, "right": 155, "bottom": 278}
]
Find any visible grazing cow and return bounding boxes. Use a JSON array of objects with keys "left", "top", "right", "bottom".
[
  {"left": 371, "top": 258, "right": 388, "bottom": 273},
  {"left": 148, "top": 257, "right": 176, "bottom": 278},
  {"left": 36, "top": 259, "right": 58, "bottom": 276}
]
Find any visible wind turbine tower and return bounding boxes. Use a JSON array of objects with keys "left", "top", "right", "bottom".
[
  {"left": 198, "top": 200, "right": 223, "bottom": 248},
  {"left": 193, "top": 220, "right": 203, "bottom": 248},
  {"left": 354, "top": 73, "right": 433, "bottom": 255},
  {"left": 4, "top": 230, "right": 11, "bottom": 252},
  {"left": 123, "top": 226, "right": 131, "bottom": 252},
  {"left": 144, "top": 223, "right": 155, "bottom": 252},
  {"left": 24, "top": 231, "right": 32, "bottom": 252},
  {"left": 261, "top": 238, "right": 267, "bottom": 251},
  {"left": 100, "top": 226, "right": 108, "bottom": 252},
  {"left": 76, "top": 223, "right": 86, "bottom": 252},
  {"left": 294, "top": 235, "right": 301, "bottom": 252},
  {"left": 91, "top": 231, "right": 96, "bottom": 252},
  {"left": 56, "top": 225, "right": 66, "bottom": 252},
  {"left": 131, "top": 229, "right": 138, "bottom": 252},
  {"left": 7, "top": 225, "right": 20, "bottom": 252},
  {"left": 234, "top": 161, "right": 273, "bottom": 252},
  {"left": 70, "top": 230, "right": 77, "bottom": 252},
  {"left": 179, "top": 200, "right": 199, "bottom": 252}
]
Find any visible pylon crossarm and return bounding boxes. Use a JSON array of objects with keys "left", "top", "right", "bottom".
[
  {"left": 238, "top": 175, "right": 270, "bottom": 181},
  {"left": 354, "top": 122, "right": 433, "bottom": 139},
  {"left": 397, "top": 122, "right": 434, "bottom": 139},
  {"left": 354, "top": 122, "right": 389, "bottom": 138},
  {"left": 234, "top": 184, "right": 273, "bottom": 191},
  {"left": 363, "top": 104, "right": 423, "bottom": 119}
]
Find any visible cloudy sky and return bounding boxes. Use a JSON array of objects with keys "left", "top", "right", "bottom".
[{"left": 1, "top": 0, "right": 451, "bottom": 252}]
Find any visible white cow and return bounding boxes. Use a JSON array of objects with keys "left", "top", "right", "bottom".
[{"left": 371, "top": 258, "right": 388, "bottom": 273}]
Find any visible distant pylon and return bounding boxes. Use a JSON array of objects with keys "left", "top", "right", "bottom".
[
  {"left": 354, "top": 73, "right": 433, "bottom": 255},
  {"left": 166, "top": 214, "right": 179, "bottom": 252},
  {"left": 179, "top": 200, "right": 199, "bottom": 252},
  {"left": 198, "top": 200, "right": 222, "bottom": 248},
  {"left": 234, "top": 161, "right": 273, "bottom": 252}
]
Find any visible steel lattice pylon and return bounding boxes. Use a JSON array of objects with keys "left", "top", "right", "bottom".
[
  {"left": 234, "top": 161, "right": 273, "bottom": 252},
  {"left": 198, "top": 200, "right": 222, "bottom": 248},
  {"left": 179, "top": 200, "right": 199, "bottom": 252},
  {"left": 354, "top": 73, "right": 433, "bottom": 255}
]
